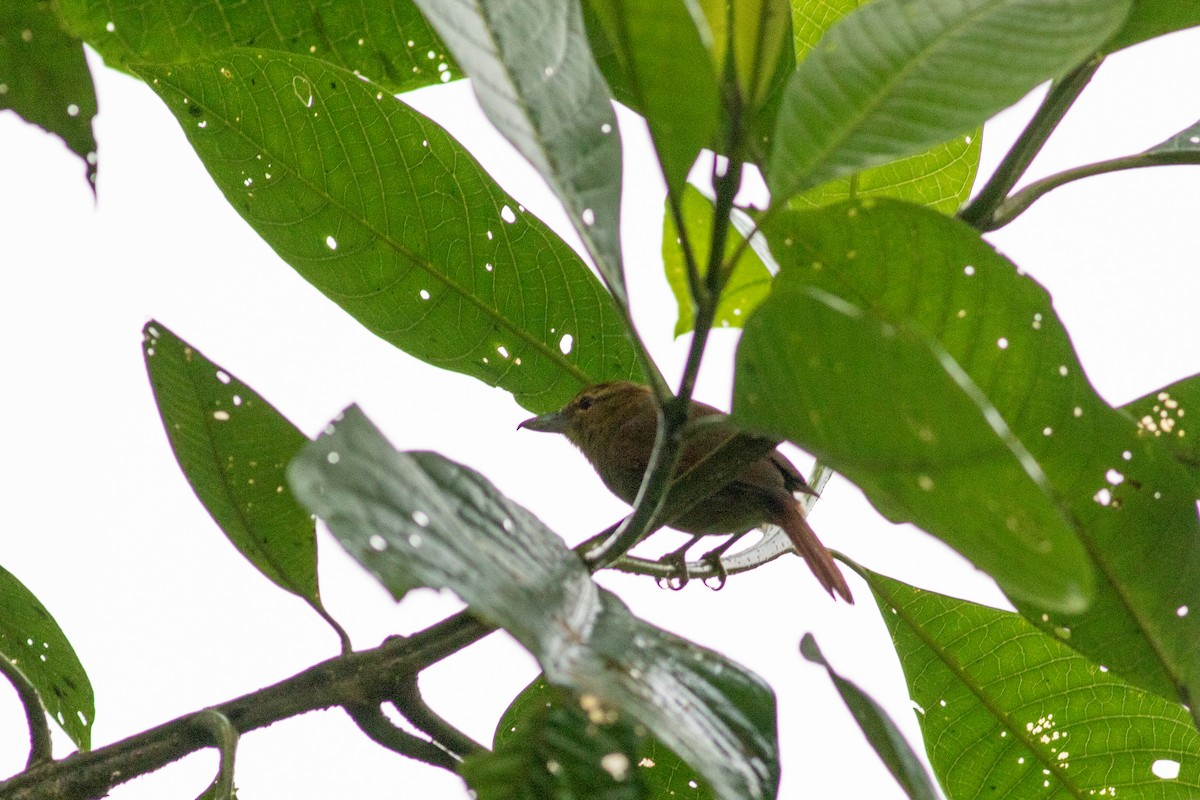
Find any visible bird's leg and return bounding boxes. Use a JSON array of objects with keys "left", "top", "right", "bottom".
[
  {"left": 655, "top": 534, "right": 704, "bottom": 591},
  {"left": 698, "top": 531, "right": 750, "bottom": 590}
]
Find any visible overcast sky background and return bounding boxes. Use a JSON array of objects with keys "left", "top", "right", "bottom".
[{"left": 3, "top": 26, "right": 1200, "bottom": 799}]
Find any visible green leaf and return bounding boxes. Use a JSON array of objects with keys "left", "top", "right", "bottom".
[
  {"left": 731, "top": 0, "right": 789, "bottom": 112},
  {"left": 862, "top": 565, "right": 1200, "bottom": 800},
  {"left": 57, "top": 0, "right": 457, "bottom": 95},
  {"left": 1104, "top": 2, "right": 1200, "bottom": 53},
  {"left": 143, "top": 321, "right": 346, "bottom": 646},
  {"left": 1120, "top": 375, "right": 1200, "bottom": 474},
  {"left": 0, "top": 565, "right": 93, "bottom": 750},
  {"left": 464, "top": 678, "right": 646, "bottom": 800},
  {"left": 0, "top": 0, "right": 97, "bottom": 189},
  {"left": 735, "top": 205, "right": 1091, "bottom": 612},
  {"left": 787, "top": 135, "right": 981, "bottom": 215},
  {"left": 140, "top": 52, "right": 640, "bottom": 414},
  {"left": 736, "top": 198, "right": 1200, "bottom": 709},
  {"left": 800, "top": 634, "right": 939, "bottom": 800},
  {"left": 287, "top": 406, "right": 779, "bottom": 800},
  {"left": 414, "top": 0, "right": 627, "bottom": 305},
  {"left": 585, "top": 0, "right": 720, "bottom": 195},
  {"left": 767, "top": 0, "right": 1131, "bottom": 204},
  {"left": 786, "top": 0, "right": 980, "bottom": 213},
  {"left": 662, "top": 185, "right": 772, "bottom": 336},
  {"left": 470, "top": 676, "right": 715, "bottom": 800}
]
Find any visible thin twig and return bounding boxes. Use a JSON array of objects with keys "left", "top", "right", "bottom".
[
  {"left": 344, "top": 703, "right": 459, "bottom": 772},
  {"left": 192, "top": 710, "right": 238, "bottom": 800},
  {"left": 0, "top": 656, "right": 53, "bottom": 768},
  {"left": 958, "top": 54, "right": 1104, "bottom": 230},
  {"left": 985, "top": 150, "right": 1200, "bottom": 230},
  {"left": 0, "top": 612, "right": 494, "bottom": 800},
  {"left": 390, "top": 676, "right": 485, "bottom": 760}
]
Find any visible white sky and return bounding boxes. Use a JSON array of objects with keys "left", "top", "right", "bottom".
[{"left": 2, "top": 27, "right": 1200, "bottom": 799}]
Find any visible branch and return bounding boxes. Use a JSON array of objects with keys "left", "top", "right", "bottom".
[
  {"left": 958, "top": 54, "right": 1103, "bottom": 230},
  {"left": 0, "top": 657, "right": 53, "bottom": 768},
  {"left": 0, "top": 612, "right": 494, "bottom": 800},
  {"left": 984, "top": 150, "right": 1200, "bottom": 230},
  {"left": 345, "top": 703, "right": 459, "bottom": 772}
]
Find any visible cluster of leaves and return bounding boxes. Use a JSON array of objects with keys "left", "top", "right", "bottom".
[{"left": 6, "top": 0, "right": 1200, "bottom": 799}]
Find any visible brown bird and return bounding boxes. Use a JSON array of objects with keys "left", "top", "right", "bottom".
[{"left": 518, "top": 381, "right": 852, "bottom": 601}]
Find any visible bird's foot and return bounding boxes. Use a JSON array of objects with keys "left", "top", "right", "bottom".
[{"left": 654, "top": 536, "right": 700, "bottom": 591}]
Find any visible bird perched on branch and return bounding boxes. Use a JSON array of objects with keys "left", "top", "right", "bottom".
[{"left": 518, "top": 381, "right": 852, "bottom": 602}]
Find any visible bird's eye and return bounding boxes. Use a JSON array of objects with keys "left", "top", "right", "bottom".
[{"left": 578, "top": 396, "right": 594, "bottom": 411}]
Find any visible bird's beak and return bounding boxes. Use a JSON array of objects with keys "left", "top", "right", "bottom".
[{"left": 517, "top": 410, "right": 569, "bottom": 433}]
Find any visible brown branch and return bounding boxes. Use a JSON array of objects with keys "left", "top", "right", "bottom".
[{"left": 0, "top": 611, "right": 494, "bottom": 800}]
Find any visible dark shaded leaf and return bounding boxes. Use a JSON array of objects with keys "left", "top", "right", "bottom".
[
  {"left": 736, "top": 198, "right": 1200, "bottom": 709},
  {"left": 463, "top": 679, "right": 646, "bottom": 800},
  {"left": 413, "top": 0, "right": 626, "bottom": 304},
  {"left": 1104, "top": 2, "right": 1200, "bottom": 53},
  {"left": 287, "top": 406, "right": 778, "bottom": 800},
  {"left": 0, "top": 0, "right": 97, "bottom": 189},
  {"left": 140, "top": 52, "right": 640, "bottom": 414},
  {"left": 862, "top": 565, "right": 1200, "bottom": 799},
  {"left": 143, "top": 321, "right": 345, "bottom": 644},
  {"left": 482, "top": 677, "right": 715, "bottom": 800},
  {"left": 57, "top": 0, "right": 457, "bottom": 95},
  {"left": 767, "top": 0, "right": 1130, "bottom": 204},
  {"left": 800, "top": 634, "right": 939, "bottom": 800},
  {"left": 0, "top": 565, "right": 93, "bottom": 750}
]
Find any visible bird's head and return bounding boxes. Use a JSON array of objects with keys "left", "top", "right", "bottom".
[{"left": 517, "top": 381, "right": 652, "bottom": 452}]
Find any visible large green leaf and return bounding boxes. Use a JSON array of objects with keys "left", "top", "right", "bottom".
[
  {"left": 57, "top": 0, "right": 457, "bottom": 95},
  {"left": 287, "top": 406, "right": 779, "bottom": 800},
  {"left": 1, "top": 0, "right": 97, "bottom": 189},
  {"left": 767, "top": 0, "right": 1131, "bottom": 204},
  {"left": 863, "top": 565, "right": 1200, "bottom": 799},
  {"left": 413, "top": 0, "right": 626, "bottom": 305},
  {"left": 736, "top": 198, "right": 1200, "bottom": 708},
  {"left": 143, "top": 322, "right": 346, "bottom": 645},
  {"left": 1104, "top": 2, "right": 1200, "bottom": 53},
  {"left": 585, "top": 0, "right": 720, "bottom": 195},
  {"left": 662, "top": 185, "right": 772, "bottom": 336},
  {"left": 140, "top": 51, "right": 640, "bottom": 414},
  {"left": 785, "top": 0, "right": 979, "bottom": 213},
  {"left": 0, "top": 565, "right": 93, "bottom": 750}
]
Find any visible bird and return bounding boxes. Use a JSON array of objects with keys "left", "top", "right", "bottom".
[{"left": 518, "top": 381, "right": 852, "bottom": 601}]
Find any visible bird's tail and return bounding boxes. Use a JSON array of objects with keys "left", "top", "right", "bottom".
[{"left": 777, "top": 502, "right": 853, "bottom": 603}]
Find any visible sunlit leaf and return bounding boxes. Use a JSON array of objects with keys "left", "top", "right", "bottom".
[
  {"left": 288, "top": 406, "right": 779, "bottom": 800},
  {"left": 767, "top": 0, "right": 1130, "bottom": 204},
  {"left": 141, "top": 52, "right": 641, "bottom": 414},
  {"left": 736, "top": 198, "right": 1200, "bottom": 709},
  {"left": 731, "top": 0, "right": 790, "bottom": 112},
  {"left": 58, "top": 0, "right": 457, "bottom": 94},
  {"left": 415, "top": 0, "right": 626, "bottom": 304},
  {"left": 1, "top": 0, "right": 97, "bottom": 189},
  {"left": 143, "top": 322, "right": 346, "bottom": 646},
  {"left": 0, "top": 565, "right": 93, "bottom": 750},
  {"left": 800, "top": 634, "right": 939, "bottom": 800},
  {"left": 862, "top": 565, "right": 1200, "bottom": 799}
]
